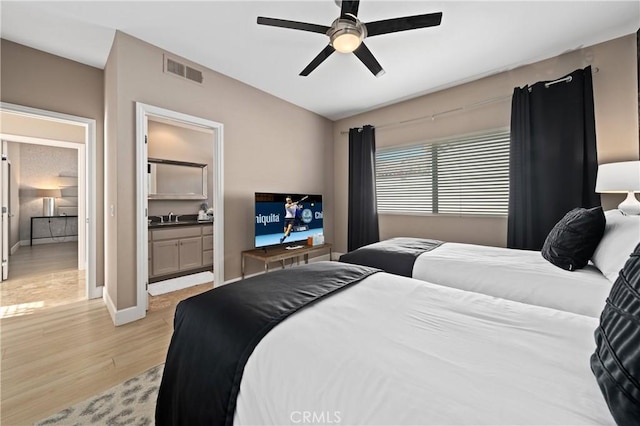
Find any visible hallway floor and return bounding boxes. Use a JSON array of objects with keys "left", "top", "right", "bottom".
[{"left": 0, "top": 242, "right": 84, "bottom": 318}]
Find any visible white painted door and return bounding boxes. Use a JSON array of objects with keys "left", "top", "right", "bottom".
[{"left": 1, "top": 142, "right": 9, "bottom": 281}]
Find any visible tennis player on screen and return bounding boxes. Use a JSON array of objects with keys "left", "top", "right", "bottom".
[{"left": 280, "top": 196, "right": 307, "bottom": 244}]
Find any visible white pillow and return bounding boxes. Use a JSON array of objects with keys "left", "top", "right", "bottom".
[{"left": 592, "top": 209, "right": 640, "bottom": 282}]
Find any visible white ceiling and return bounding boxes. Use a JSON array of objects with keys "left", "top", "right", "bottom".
[{"left": 1, "top": 1, "right": 638, "bottom": 120}]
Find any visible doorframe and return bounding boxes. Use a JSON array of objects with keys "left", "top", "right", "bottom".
[
  {"left": 135, "top": 103, "right": 224, "bottom": 316},
  {"left": 1, "top": 145, "right": 8, "bottom": 281},
  {"left": 0, "top": 102, "right": 98, "bottom": 298}
]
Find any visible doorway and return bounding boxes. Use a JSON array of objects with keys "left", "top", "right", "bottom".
[
  {"left": 135, "top": 103, "right": 224, "bottom": 316},
  {"left": 0, "top": 140, "right": 82, "bottom": 317},
  {"left": 0, "top": 102, "right": 98, "bottom": 317}
]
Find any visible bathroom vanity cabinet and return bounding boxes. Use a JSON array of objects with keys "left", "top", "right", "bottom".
[{"left": 148, "top": 223, "right": 213, "bottom": 282}]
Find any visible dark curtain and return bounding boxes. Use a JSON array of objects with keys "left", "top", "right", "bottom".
[
  {"left": 508, "top": 66, "right": 600, "bottom": 250},
  {"left": 348, "top": 125, "right": 380, "bottom": 251}
]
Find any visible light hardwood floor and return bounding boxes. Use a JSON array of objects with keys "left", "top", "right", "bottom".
[
  {"left": 0, "top": 242, "right": 213, "bottom": 425},
  {"left": 0, "top": 242, "right": 84, "bottom": 318}
]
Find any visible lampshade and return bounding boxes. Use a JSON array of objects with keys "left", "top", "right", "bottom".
[
  {"left": 596, "top": 161, "right": 640, "bottom": 215},
  {"left": 36, "top": 188, "right": 61, "bottom": 198},
  {"left": 36, "top": 188, "right": 61, "bottom": 216},
  {"left": 595, "top": 161, "right": 640, "bottom": 193}
]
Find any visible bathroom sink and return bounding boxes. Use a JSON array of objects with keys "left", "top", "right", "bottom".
[{"left": 149, "top": 220, "right": 201, "bottom": 228}]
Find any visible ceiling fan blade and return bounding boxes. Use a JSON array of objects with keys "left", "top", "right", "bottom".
[
  {"left": 340, "top": 1, "right": 360, "bottom": 19},
  {"left": 257, "top": 17, "right": 330, "bottom": 34},
  {"left": 300, "top": 45, "right": 336, "bottom": 76},
  {"left": 365, "top": 12, "right": 442, "bottom": 37},
  {"left": 353, "top": 42, "right": 385, "bottom": 77}
]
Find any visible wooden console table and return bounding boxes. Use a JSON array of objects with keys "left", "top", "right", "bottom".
[{"left": 241, "top": 243, "right": 332, "bottom": 279}]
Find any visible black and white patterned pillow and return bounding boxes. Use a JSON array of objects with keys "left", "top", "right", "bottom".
[{"left": 591, "top": 243, "right": 640, "bottom": 425}]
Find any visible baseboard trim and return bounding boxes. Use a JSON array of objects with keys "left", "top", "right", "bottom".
[
  {"left": 103, "top": 290, "right": 145, "bottom": 326},
  {"left": 148, "top": 271, "right": 214, "bottom": 296},
  {"left": 88, "top": 284, "right": 103, "bottom": 300},
  {"left": 310, "top": 253, "right": 332, "bottom": 262},
  {"left": 103, "top": 290, "right": 117, "bottom": 324},
  {"left": 223, "top": 271, "right": 263, "bottom": 286},
  {"left": 20, "top": 237, "right": 78, "bottom": 246},
  {"left": 10, "top": 241, "right": 20, "bottom": 255}
]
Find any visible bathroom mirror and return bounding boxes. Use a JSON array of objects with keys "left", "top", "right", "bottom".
[{"left": 148, "top": 158, "right": 207, "bottom": 200}]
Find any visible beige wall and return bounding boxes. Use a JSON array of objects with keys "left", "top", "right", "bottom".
[
  {"left": 0, "top": 111, "right": 85, "bottom": 143},
  {"left": 16, "top": 143, "right": 77, "bottom": 242},
  {"left": 105, "top": 31, "right": 333, "bottom": 310},
  {"left": 147, "top": 120, "right": 214, "bottom": 216},
  {"left": 0, "top": 39, "right": 105, "bottom": 287},
  {"left": 333, "top": 34, "right": 639, "bottom": 253}
]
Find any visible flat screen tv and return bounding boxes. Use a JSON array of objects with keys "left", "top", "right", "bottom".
[{"left": 255, "top": 192, "right": 323, "bottom": 249}]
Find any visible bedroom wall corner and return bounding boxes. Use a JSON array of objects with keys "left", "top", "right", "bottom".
[{"left": 104, "top": 32, "right": 120, "bottom": 310}]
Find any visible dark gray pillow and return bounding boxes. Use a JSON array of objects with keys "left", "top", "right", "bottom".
[
  {"left": 591, "top": 243, "right": 640, "bottom": 425},
  {"left": 541, "top": 206, "right": 605, "bottom": 271}
]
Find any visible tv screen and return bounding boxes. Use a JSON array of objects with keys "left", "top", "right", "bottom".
[{"left": 255, "top": 192, "right": 323, "bottom": 249}]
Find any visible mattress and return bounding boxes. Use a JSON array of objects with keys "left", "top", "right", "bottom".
[
  {"left": 413, "top": 242, "right": 612, "bottom": 317},
  {"left": 234, "top": 269, "right": 613, "bottom": 425}
]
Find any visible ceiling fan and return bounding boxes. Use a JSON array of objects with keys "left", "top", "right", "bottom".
[{"left": 257, "top": 0, "right": 442, "bottom": 77}]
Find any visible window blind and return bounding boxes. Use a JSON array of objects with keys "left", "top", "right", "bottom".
[{"left": 375, "top": 129, "right": 510, "bottom": 216}]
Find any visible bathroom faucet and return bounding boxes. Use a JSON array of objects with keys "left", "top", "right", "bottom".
[{"left": 168, "top": 211, "right": 174, "bottom": 222}]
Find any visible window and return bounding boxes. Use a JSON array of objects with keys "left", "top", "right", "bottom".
[{"left": 375, "top": 129, "right": 510, "bottom": 216}]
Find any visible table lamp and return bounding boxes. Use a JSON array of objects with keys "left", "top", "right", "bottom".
[
  {"left": 595, "top": 160, "right": 640, "bottom": 215},
  {"left": 37, "top": 189, "right": 61, "bottom": 216}
]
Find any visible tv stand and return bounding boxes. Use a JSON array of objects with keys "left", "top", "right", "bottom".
[{"left": 241, "top": 243, "right": 332, "bottom": 279}]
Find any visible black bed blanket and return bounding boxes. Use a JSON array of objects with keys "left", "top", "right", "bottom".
[
  {"left": 155, "top": 261, "right": 380, "bottom": 426},
  {"left": 339, "top": 237, "right": 443, "bottom": 277}
]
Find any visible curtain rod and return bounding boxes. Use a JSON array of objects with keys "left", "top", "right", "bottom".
[
  {"left": 545, "top": 75, "right": 572, "bottom": 87},
  {"left": 529, "top": 75, "right": 572, "bottom": 92},
  {"left": 530, "top": 66, "right": 599, "bottom": 92},
  {"left": 340, "top": 67, "right": 600, "bottom": 136},
  {"left": 339, "top": 94, "right": 511, "bottom": 135}
]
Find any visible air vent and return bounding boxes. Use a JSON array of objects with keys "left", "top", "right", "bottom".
[
  {"left": 186, "top": 66, "right": 203, "bottom": 84},
  {"left": 166, "top": 58, "right": 185, "bottom": 77},
  {"left": 164, "top": 54, "right": 204, "bottom": 85}
]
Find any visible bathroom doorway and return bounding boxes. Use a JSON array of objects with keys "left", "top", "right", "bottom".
[{"left": 136, "top": 103, "right": 224, "bottom": 317}]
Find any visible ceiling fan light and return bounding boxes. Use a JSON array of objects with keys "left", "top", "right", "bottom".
[
  {"left": 332, "top": 33, "right": 361, "bottom": 53},
  {"left": 330, "top": 29, "right": 362, "bottom": 53}
]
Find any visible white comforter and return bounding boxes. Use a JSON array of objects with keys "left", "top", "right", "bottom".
[
  {"left": 413, "top": 243, "right": 612, "bottom": 317},
  {"left": 234, "top": 271, "right": 612, "bottom": 425}
]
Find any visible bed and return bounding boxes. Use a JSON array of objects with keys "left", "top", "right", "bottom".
[
  {"left": 156, "top": 261, "right": 615, "bottom": 425},
  {"left": 339, "top": 210, "right": 640, "bottom": 317},
  {"left": 340, "top": 238, "right": 611, "bottom": 317}
]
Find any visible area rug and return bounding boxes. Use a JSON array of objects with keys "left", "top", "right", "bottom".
[{"left": 34, "top": 364, "right": 163, "bottom": 426}]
